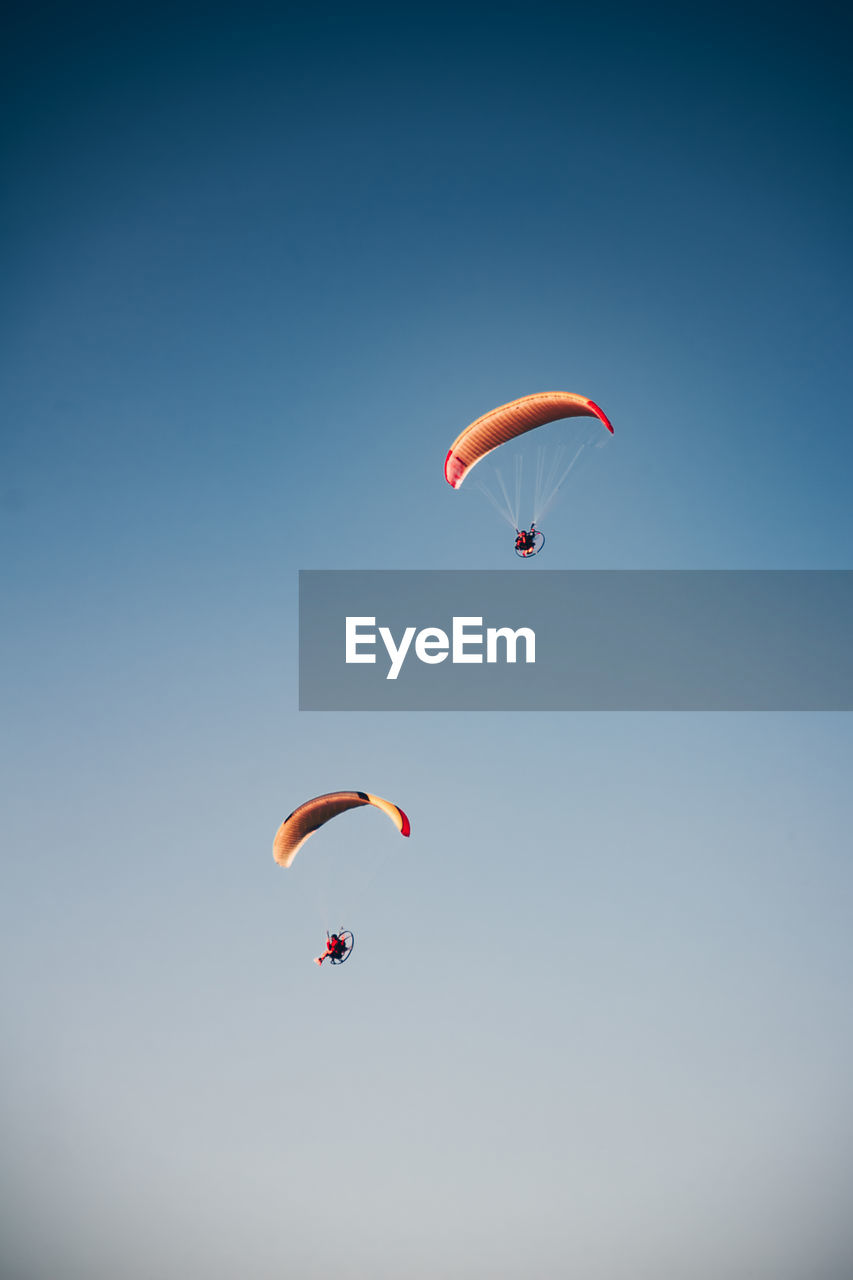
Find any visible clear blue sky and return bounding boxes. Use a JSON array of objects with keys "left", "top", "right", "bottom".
[{"left": 3, "top": 3, "right": 852, "bottom": 1277}]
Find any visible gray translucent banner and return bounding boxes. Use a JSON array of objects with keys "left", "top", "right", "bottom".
[{"left": 298, "top": 571, "right": 853, "bottom": 711}]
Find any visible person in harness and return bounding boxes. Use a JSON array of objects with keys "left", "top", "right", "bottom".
[
  {"left": 515, "top": 525, "right": 539, "bottom": 556},
  {"left": 314, "top": 931, "right": 351, "bottom": 965}
]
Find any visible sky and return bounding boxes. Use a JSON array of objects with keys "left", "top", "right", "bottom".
[{"left": 2, "top": 2, "right": 853, "bottom": 1277}]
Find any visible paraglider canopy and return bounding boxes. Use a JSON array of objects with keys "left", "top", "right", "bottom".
[
  {"left": 273, "top": 791, "right": 410, "bottom": 868},
  {"left": 445, "top": 391, "right": 613, "bottom": 490}
]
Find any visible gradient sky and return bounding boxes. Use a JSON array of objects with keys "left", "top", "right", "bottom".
[{"left": 3, "top": 3, "right": 853, "bottom": 1278}]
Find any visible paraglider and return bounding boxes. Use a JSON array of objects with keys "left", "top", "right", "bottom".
[
  {"left": 445, "top": 391, "right": 613, "bottom": 489},
  {"left": 273, "top": 790, "right": 410, "bottom": 867},
  {"left": 445, "top": 391, "right": 613, "bottom": 557},
  {"left": 315, "top": 930, "right": 354, "bottom": 965},
  {"left": 273, "top": 791, "right": 410, "bottom": 968},
  {"left": 514, "top": 524, "right": 544, "bottom": 558}
]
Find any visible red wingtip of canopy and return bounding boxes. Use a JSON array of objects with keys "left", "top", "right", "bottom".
[
  {"left": 398, "top": 808, "right": 411, "bottom": 837},
  {"left": 587, "top": 399, "right": 614, "bottom": 434},
  {"left": 444, "top": 448, "right": 458, "bottom": 486}
]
